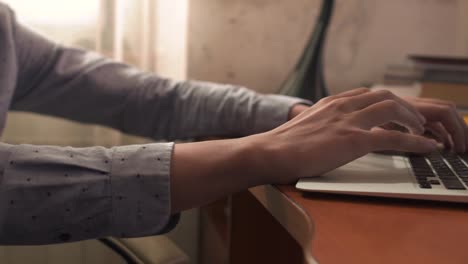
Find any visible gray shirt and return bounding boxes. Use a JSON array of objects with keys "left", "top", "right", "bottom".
[{"left": 0, "top": 3, "right": 308, "bottom": 245}]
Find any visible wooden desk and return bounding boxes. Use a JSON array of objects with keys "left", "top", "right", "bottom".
[{"left": 201, "top": 185, "right": 468, "bottom": 264}]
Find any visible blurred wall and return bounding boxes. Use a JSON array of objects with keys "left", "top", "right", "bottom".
[{"left": 188, "top": 0, "right": 468, "bottom": 95}]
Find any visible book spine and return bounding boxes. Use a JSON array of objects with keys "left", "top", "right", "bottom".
[{"left": 422, "top": 69, "right": 468, "bottom": 85}]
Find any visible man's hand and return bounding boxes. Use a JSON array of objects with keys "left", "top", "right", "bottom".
[
  {"left": 402, "top": 97, "right": 468, "bottom": 153},
  {"left": 288, "top": 92, "right": 468, "bottom": 152},
  {"left": 253, "top": 88, "right": 438, "bottom": 183}
]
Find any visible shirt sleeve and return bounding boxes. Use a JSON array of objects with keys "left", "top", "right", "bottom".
[
  {"left": 0, "top": 141, "right": 177, "bottom": 245},
  {"left": 9, "top": 10, "right": 311, "bottom": 140},
  {"left": 0, "top": 5, "right": 312, "bottom": 245}
]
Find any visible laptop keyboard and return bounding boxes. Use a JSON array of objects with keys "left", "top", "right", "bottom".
[{"left": 409, "top": 152, "right": 468, "bottom": 190}]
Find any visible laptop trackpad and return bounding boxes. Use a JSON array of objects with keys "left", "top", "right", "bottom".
[
  {"left": 296, "top": 153, "right": 414, "bottom": 193},
  {"left": 320, "top": 153, "right": 411, "bottom": 183}
]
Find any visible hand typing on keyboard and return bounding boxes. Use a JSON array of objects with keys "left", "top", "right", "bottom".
[
  {"left": 255, "top": 88, "right": 440, "bottom": 181},
  {"left": 401, "top": 97, "right": 468, "bottom": 153},
  {"left": 272, "top": 87, "right": 468, "bottom": 183},
  {"left": 289, "top": 92, "right": 468, "bottom": 154}
]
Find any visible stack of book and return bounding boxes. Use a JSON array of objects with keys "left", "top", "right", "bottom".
[{"left": 383, "top": 55, "right": 468, "bottom": 108}]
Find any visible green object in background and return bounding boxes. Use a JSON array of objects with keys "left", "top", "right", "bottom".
[{"left": 280, "top": 0, "right": 335, "bottom": 102}]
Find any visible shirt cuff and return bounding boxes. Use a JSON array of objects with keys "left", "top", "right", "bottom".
[
  {"left": 110, "top": 142, "right": 179, "bottom": 238},
  {"left": 249, "top": 94, "right": 312, "bottom": 134}
]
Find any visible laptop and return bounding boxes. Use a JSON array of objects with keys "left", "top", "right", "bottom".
[{"left": 296, "top": 151, "right": 468, "bottom": 203}]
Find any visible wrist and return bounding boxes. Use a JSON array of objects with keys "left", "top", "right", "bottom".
[{"left": 242, "top": 132, "right": 294, "bottom": 185}]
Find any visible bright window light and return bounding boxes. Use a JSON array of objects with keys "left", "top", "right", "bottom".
[{"left": 3, "top": 0, "right": 98, "bottom": 26}]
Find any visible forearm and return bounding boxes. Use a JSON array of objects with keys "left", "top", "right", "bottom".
[
  {"left": 170, "top": 104, "right": 311, "bottom": 212},
  {"left": 171, "top": 135, "right": 269, "bottom": 213},
  {"left": 7, "top": 4, "right": 311, "bottom": 140}
]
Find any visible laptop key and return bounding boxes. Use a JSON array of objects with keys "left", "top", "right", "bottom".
[
  {"left": 409, "top": 157, "right": 435, "bottom": 178},
  {"left": 455, "top": 169, "right": 468, "bottom": 176},
  {"left": 445, "top": 185, "right": 466, "bottom": 190},
  {"left": 429, "top": 179, "right": 440, "bottom": 185},
  {"left": 430, "top": 163, "right": 456, "bottom": 177},
  {"left": 442, "top": 153, "right": 468, "bottom": 177},
  {"left": 440, "top": 179, "right": 466, "bottom": 190},
  {"left": 460, "top": 154, "right": 468, "bottom": 164},
  {"left": 418, "top": 182, "right": 432, "bottom": 189},
  {"left": 437, "top": 168, "right": 454, "bottom": 174},
  {"left": 414, "top": 172, "right": 434, "bottom": 177},
  {"left": 438, "top": 174, "right": 457, "bottom": 179},
  {"left": 417, "top": 180, "right": 428, "bottom": 185},
  {"left": 415, "top": 175, "right": 428, "bottom": 180}
]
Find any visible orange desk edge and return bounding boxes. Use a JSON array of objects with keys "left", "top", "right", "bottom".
[{"left": 246, "top": 184, "right": 468, "bottom": 264}]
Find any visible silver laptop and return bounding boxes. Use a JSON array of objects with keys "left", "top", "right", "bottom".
[{"left": 296, "top": 151, "right": 468, "bottom": 203}]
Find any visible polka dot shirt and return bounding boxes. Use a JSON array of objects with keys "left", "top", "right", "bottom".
[{"left": 0, "top": 3, "right": 310, "bottom": 245}]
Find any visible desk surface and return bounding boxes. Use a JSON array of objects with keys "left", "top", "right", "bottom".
[{"left": 249, "top": 185, "right": 468, "bottom": 264}]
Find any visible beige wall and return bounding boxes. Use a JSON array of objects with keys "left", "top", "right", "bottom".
[{"left": 188, "top": 0, "right": 468, "bottom": 95}]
